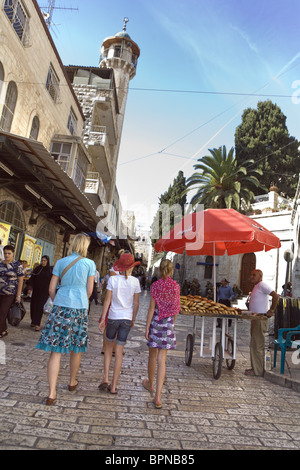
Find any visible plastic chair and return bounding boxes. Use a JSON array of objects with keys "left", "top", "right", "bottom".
[{"left": 273, "top": 325, "right": 300, "bottom": 374}]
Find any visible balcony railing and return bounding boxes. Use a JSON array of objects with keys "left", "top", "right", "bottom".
[
  {"left": 85, "top": 125, "right": 107, "bottom": 147},
  {"left": 85, "top": 171, "right": 107, "bottom": 203}
]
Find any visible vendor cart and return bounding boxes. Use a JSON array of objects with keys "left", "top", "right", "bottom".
[
  {"left": 181, "top": 309, "right": 265, "bottom": 379},
  {"left": 154, "top": 208, "right": 281, "bottom": 379}
]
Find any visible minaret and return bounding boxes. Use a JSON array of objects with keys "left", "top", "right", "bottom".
[{"left": 99, "top": 18, "right": 140, "bottom": 114}]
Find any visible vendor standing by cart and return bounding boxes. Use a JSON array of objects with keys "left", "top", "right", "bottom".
[{"left": 245, "top": 269, "right": 279, "bottom": 377}]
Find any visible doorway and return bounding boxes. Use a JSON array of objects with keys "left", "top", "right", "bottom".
[{"left": 240, "top": 253, "right": 256, "bottom": 295}]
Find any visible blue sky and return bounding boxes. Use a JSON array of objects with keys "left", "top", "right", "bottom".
[{"left": 40, "top": 0, "right": 300, "bottom": 228}]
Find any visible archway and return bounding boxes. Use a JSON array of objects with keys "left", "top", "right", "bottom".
[
  {"left": 36, "top": 223, "right": 56, "bottom": 265},
  {"left": 0, "top": 200, "right": 25, "bottom": 258}
]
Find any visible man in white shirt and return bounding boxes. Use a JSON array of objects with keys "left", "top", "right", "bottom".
[{"left": 245, "top": 269, "right": 279, "bottom": 377}]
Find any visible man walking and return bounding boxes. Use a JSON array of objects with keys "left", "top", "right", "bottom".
[{"left": 245, "top": 269, "right": 279, "bottom": 377}]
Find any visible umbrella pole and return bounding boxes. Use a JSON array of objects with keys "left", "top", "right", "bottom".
[{"left": 213, "top": 242, "right": 216, "bottom": 302}]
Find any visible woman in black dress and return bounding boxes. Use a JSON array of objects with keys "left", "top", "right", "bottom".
[{"left": 28, "top": 256, "right": 52, "bottom": 331}]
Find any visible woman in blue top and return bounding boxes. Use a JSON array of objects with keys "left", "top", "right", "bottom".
[{"left": 36, "top": 233, "right": 95, "bottom": 405}]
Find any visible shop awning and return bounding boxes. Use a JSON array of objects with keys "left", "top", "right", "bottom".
[{"left": 0, "top": 131, "right": 99, "bottom": 232}]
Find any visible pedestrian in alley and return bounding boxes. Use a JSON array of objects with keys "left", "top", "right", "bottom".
[
  {"left": 98, "top": 253, "right": 141, "bottom": 394},
  {"left": 27, "top": 255, "right": 52, "bottom": 331},
  {"left": 36, "top": 233, "right": 95, "bottom": 405},
  {"left": 217, "top": 278, "right": 235, "bottom": 327},
  {"left": 0, "top": 245, "right": 24, "bottom": 338},
  {"left": 100, "top": 266, "right": 118, "bottom": 355},
  {"left": 245, "top": 269, "right": 279, "bottom": 377},
  {"left": 143, "top": 259, "right": 181, "bottom": 409},
  {"left": 190, "top": 278, "right": 201, "bottom": 296},
  {"left": 100, "top": 249, "right": 129, "bottom": 354}
]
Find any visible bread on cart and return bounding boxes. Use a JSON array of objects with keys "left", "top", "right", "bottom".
[{"left": 180, "top": 295, "right": 264, "bottom": 319}]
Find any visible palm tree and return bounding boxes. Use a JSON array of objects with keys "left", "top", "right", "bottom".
[{"left": 185, "top": 146, "right": 265, "bottom": 211}]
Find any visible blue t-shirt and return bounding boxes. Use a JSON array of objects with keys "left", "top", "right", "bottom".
[
  {"left": 53, "top": 252, "right": 96, "bottom": 309},
  {"left": 217, "top": 285, "right": 234, "bottom": 301}
]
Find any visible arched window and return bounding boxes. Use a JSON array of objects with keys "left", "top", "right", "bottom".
[
  {"left": 29, "top": 116, "right": 40, "bottom": 140},
  {"left": 0, "top": 62, "right": 4, "bottom": 96},
  {"left": 0, "top": 201, "right": 24, "bottom": 230},
  {"left": 37, "top": 223, "right": 56, "bottom": 244},
  {"left": 0, "top": 81, "right": 18, "bottom": 131},
  {"left": 0, "top": 201, "right": 25, "bottom": 256},
  {"left": 204, "top": 256, "right": 213, "bottom": 279}
]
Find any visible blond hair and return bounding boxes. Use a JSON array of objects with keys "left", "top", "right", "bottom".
[
  {"left": 68, "top": 233, "right": 90, "bottom": 257},
  {"left": 159, "top": 259, "right": 173, "bottom": 279}
]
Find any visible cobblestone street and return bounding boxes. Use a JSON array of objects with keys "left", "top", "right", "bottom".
[{"left": 0, "top": 290, "right": 300, "bottom": 451}]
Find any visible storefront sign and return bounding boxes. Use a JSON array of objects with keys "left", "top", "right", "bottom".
[
  {"left": 0, "top": 222, "right": 11, "bottom": 245},
  {"left": 20, "top": 234, "right": 37, "bottom": 267},
  {"left": 32, "top": 244, "right": 43, "bottom": 267}
]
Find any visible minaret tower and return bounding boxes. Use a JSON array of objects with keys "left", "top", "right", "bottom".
[{"left": 99, "top": 18, "right": 140, "bottom": 116}]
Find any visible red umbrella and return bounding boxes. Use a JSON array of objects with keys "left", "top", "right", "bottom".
[
  {"left": 155, "top": 208, "right": 281, "bottom": 301},
  {"left": 154, "top": 208, "right": 281, "bottom": 256}
]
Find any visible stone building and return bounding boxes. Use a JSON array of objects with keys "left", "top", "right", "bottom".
[
  {"left": 0, "top": 0, "right": 98, "bottom": 265},
  {"left": 0, "top": 2, "right": 140, "bottom": 272},
  {"left": 65, "top": 18, "right": 140, "bottom": 272}
]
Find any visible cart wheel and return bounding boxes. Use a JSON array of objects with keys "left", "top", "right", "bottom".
[
  {"left": 212, "top": 342, "right": 223, "bottom": 379},
  {"left": 185, "top": 334, "right": 194, "bottom": 366},
  {"left": 226, "top": 338, "right": 236, "bottom": 370}
]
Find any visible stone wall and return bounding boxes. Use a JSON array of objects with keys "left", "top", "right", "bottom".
[{"left": 0, "top": 2, "right": 84, "bottom": 148}]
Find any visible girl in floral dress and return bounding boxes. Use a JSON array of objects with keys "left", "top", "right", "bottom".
[{"left": 143, "top": 259, "right": 180, "bottom": 408}]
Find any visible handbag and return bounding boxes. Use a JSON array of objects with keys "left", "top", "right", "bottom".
[
  {"left": 8, "top": 301, "right": 26, "bottom": 327},
  {"left": 43, "top": 297, "right": 53, "bottom": 315}
]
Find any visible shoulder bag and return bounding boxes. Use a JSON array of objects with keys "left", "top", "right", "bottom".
[{"left": 43, "top": 256, "right": 84, "bottom": 315}]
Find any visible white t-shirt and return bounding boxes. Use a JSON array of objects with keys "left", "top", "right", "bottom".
[
  {"left": 249, "top": 281, "right": 273, "bottom": 314},
  {"left": 107, "top": 274, "right": 141, "bottom": 320}
]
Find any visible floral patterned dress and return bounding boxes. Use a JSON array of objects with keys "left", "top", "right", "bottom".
[
  {"left": 147, "top": 306, "right": 176, "bottom": 350},
  {"left": 36, "top": 305, "right": 89, "bottom": 353},
  {"left": 147, "top": 276, "right": 180, "bottom": 350}
]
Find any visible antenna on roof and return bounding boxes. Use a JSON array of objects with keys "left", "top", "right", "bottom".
[{"left": 40, "top": 0, "right": 79, "bottom": 28}]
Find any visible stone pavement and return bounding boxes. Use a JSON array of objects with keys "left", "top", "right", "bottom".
[{"left": 0, "top": 290, "right": 300, "bottom": 450}]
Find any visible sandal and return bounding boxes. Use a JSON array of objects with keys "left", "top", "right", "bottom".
[
  {"left": 98, "top": 382, "right": 109, "bottom": 391},
  {"left": 68, "top": 380, "right": 79, "bottom": 391},
  {"left": 107, "top": 384, "right": 118, "bottom": 394},
  {"left": 45, "top": 397, "right": 56, "bottom": 406},
  {"left": 0, "top": 331, "right": 8, "bottom": 339},
  {"left": 153, "top": 400, "right": 162, "bottom": 409}
]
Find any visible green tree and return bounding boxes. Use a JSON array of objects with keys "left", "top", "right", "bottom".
[
  {"left": 185, "top": 145, "right": 264, "bottom": 211},
  {"left": 151, "top": 170, "right": 187, "bottom": 245},
  {"left": 235, "top": 100, "right": 300, "bottom": 197}
]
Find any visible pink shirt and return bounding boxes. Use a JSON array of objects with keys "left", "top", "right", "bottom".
[{"left": 150, "top": 276, "right": 181, "bottom": 320}]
